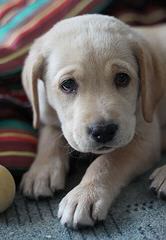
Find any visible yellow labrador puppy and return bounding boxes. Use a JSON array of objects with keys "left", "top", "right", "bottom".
[{"left": 20, "top": 14, "right": 166, "bottom": 228}]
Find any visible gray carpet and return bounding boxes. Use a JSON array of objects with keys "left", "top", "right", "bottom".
[{"left": 0, "top": 155, "right": 166, "bottom": 240}]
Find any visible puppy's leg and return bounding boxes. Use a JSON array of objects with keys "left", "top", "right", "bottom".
[
  {"left": 161, "top": 127, "right": 166, "bottom": 151},
  {"left": 20, "top": 125, "right": 69, "bottom": 199},
  {"left": 149, "top": 127, "right": 166, "bottom": 199},
  {"left": 58, "top": 121, "right": 160, "bottom": 228},
  {"left": 150, "top": 166, "right": 166, "bottom": 200}
]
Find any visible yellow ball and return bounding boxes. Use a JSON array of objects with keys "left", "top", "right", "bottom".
[{"left": 0, "top": 165, "right": 16, "bottom": 213}]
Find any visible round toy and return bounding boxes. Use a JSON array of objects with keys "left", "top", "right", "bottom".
[{"left": 0, "top": 165, "right": 16, "bottom": 213}]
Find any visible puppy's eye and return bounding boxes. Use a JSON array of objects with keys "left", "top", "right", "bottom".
[
  {"left": 60, "top": 78, "right": 78, "bottom": 94},
  {"left": 114, "top": 73, "right": 130, "bottom": 88}
]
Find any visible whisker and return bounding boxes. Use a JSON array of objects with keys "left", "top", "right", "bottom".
[{"left": 55, "top": 132, "right": 64, "bottom": 140}]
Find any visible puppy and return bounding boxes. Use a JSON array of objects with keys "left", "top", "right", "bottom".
[{"left": 20, "top": 14, "right": 166, "bottom": 228}]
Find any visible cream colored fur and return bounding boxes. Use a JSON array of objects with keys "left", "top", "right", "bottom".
[{"left": 20, "top": 15, "right": 166, "bottom": 228}]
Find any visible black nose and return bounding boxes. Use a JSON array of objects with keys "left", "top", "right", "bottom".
[{"left": 88, "top": 122, "right": 118, "bottom": 144}]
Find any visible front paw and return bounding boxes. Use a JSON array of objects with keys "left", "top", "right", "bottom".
[
  {"left": 58, "top": 184, "right": 111, "bottom": 229},
  {"left": 150, "top": 165, "right": 166, "bottom": 200},
  {"left": 20, "top": 161, "right": 66, "bottom": 199}
]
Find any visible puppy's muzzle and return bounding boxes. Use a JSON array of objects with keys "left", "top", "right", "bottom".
[{"left": 87, "top": 122, "right": 118, "bottom": 144}]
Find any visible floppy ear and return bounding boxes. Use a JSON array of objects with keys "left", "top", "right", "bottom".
[
  {"left": 22, "top": 48, "right": 44, "bottom": 129},
  {"left": 132, "top": 38, "right": 164, "bottom": 122}
]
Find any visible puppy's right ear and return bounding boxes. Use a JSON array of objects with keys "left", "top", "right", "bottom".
[
  {"left": 130, "top": 36, "right": 164, "bottom": 123},
  {"left": 22, "top": 48, "right": 44, "bottom": 129}
]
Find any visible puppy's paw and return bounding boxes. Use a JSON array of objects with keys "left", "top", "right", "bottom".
[
  {"left": 58, "top": 184, "right": 110, "bottom": 229},
  {"left": 150, "top": 165, "right": 166, "bottom": 200},
  {"left": 20, "top": 161, "right": 66, "bottom": 199}
]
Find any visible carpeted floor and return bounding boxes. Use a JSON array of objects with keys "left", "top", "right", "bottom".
[{"left": 0, "top": 155, "right": 166, "bottom": 240}]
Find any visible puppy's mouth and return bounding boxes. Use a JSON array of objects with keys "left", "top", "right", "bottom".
[
  {"left": 92, "top": 145, "right": 114, "bottom": 154},
  {"left": 97, "top": 146, "right": 111, "bottom": 151}
]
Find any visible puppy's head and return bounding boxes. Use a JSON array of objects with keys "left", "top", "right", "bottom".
[{"left": 22, "top": 15, "right": 163, "bottom": 154}]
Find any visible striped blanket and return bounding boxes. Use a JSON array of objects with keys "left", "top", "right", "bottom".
[
  {"left": 0, "top": 0, "right": 110, "bottom": 77},
  {"left": 0, "top": 0, "right": 165, "bottom": 171}
]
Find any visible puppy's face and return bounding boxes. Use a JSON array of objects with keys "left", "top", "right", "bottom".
[{"left": 44, "top": 16, "right": 139, "bottom": 154}]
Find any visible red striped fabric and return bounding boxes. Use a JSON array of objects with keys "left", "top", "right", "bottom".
[
  {"left": 0, "top": 128, "right": 37, "bottom": 169},
  {"left": 0, "top": 0, "right": 110, "bottom": 76}
]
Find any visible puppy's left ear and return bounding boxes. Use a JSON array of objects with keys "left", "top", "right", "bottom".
[
  {"left": 22, "top": 46, "right": 45, "bottom": 129},
  {"left": 131, "top": 37, "right": 164, "bottom": 122}
]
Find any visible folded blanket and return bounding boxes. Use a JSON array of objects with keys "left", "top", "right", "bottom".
[{"left": 0, "top": 0, "right": 110, "bottom": 77}]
